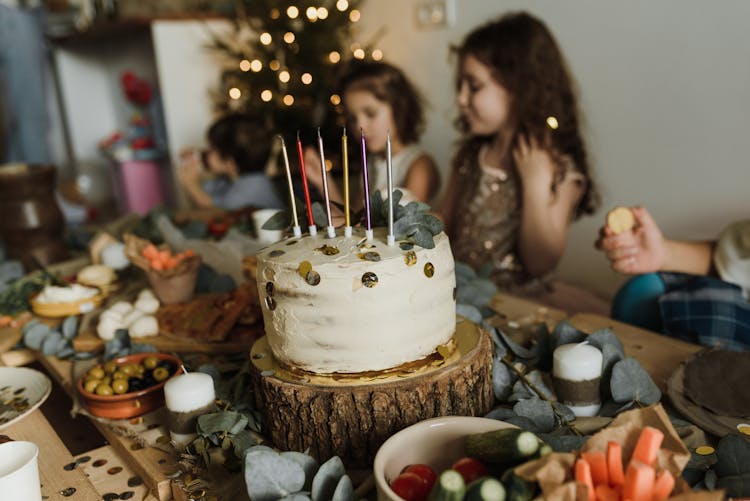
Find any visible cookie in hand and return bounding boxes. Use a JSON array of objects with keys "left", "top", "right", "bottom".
[{"left": 606, "top": 206, "right": 635, "bottom": 234}]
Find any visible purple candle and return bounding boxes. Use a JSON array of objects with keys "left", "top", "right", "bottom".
[{"left": 360, "top": 128, "right": 372, "bottom": 239}]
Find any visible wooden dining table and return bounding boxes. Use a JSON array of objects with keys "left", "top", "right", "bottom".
[{"left": 0, "top": 292, "right": 704, "bottom": 500}]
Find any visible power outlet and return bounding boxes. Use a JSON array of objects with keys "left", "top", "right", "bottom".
[{"left": 415, "top": 0, "right": 455, "bottom": 29}]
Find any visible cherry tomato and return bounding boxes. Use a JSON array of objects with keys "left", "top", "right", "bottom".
[
  {"left": 451, "top": 456, "right": 489, "bottom": 484},
  {"left": 402, "top": 464, "right": 437, "bottom": 491},
  {"left": 208, "top": 219, "right": 229, "bottom": 237},
  {"left": 390, "top": 472, "right": 431, "bottom": 501}
]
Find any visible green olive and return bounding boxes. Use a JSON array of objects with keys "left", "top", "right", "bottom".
[
  {"left": 95, "top": 383, "right": 113, "bottom": 396},
  {"left": 152, "top": 367, "right": 169, "bottom": 382},
  {"left": 112, "top": 379, "right": 129, "bottom": 395},
  {"left": 103, "top": 360, "right": 118, "bottom": 374},
  {"left": 112, "top": 370, "right": 128, "bottom": 380},
  {"left": 88, "top": 367, "right": 105, "bottom": 380},
  {"left": 143, "top": 356, "right": 159, "bottom": 370},
  {"left": 84, "top": 379, "right": 100, "bottom": 393}
]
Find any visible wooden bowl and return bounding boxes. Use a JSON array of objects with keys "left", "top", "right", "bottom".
[
  {"left": 76, "top": 352, "right": 183, "bottom": 419},
  {"left": 373, "top": 416, "right": 515, "bottom": 501},
  {"left": 30, "top": 288, "right": 105, "bottom": 317}
]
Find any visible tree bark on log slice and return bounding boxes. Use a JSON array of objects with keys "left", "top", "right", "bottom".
[{"left": 250, "top": 322, "right": 494, "bottom": 468}]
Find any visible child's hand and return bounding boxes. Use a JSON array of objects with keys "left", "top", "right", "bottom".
[
  {"left": 177, "top": 150, "right": 203, "bottom": 189},
  {"left": 303, "top": 146, "right": 325, "bottom": 191},
  {"left": 512, "top": 134, "right": 556, "bottom": 187},
  {"left": 595, "top": 207, "right": 667, "bottom": 274}
]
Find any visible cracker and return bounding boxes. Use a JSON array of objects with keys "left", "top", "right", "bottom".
[{"left": 606, "top": 206, "right": 635, "bottom": 234}]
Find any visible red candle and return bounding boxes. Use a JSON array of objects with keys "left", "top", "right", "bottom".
[{"left": 296, "top": 131, "right": 315, "bottom": 229}]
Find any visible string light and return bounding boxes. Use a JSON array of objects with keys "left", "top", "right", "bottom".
[
  {"left": 239, "top": 59, "right": 251, "bottom": 72},
  {"left": 269, "top": 60, "right": 281, "bottom": 71},
  {"left": 372, "top": 49, "right": 383, "bottom": 61},
  {"left": 329, "top": 51, "right": 341, "bottom": 63},
  {"left": 336, "top": 0, "right": 349, "bottom": 11},
  {"left": 279, "top": 70, "right": 291, "bottom": 83},
  {"left": 353, "top": 48, "right": 365, "bottom": 59},
  {"left": 306, "top": 7, "right": 318, "bottom": 20},
  {"left": 261, "top": 90, "right": 273, "bottom": 102},
  {"left": 283, "top": 95, "right": 295, "bottom": 106},
  {"left": 349, "top": 9, "right": 360, "bottom": 22},
  {"left": 286, "top": 6, "right": 299, "bottom": 18},
  {"left": 330, "top": 94, "right": 341, "bottom": 105},
  {"left": 250, "top": 59, "right": 263, "bottom": 72},
  {"left": 283, "top": 32, "right": 295, "bottom": 44},
  {"left": 301, "top": 73, "right": 313, "bottom": 84},
  {"left": 229, "top": 87, "right": 241, "bottom": 99},
  {"left": 260, "top": 32, "right": 272, "bottom": 45},
  {"left": 317, "top": 7, "right": 329, "bottom": 19},
  {"left": 270, "top": 8, "right": 280, "bottom": 19},
  {"left": 546, "top": 116, "right": 559, "bottom": 129}
]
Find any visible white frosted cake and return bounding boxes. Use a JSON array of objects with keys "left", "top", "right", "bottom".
[{"left": 255, "top": 228, "right": 456, "bottom": 374}]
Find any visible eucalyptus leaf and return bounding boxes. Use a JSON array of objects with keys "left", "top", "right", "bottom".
[
  {"left": 331, "top": 474, "right": 354, "bottom": 501},
  {"left": 311, "top": 203, "right": 328, "bottom": 228},
  {"left": 23, "top": 322, "right": 51, "bottom": 350},
  {"left": 535, "top": 433, "right": 587, "bottom": 452},
  {"left": 486, "top": 327, "right": 508, "bottom": 359},
  {"left": 492, "top": 358, "right": 515, "bottom": 401},
  {"left": 485, "top": 407, "right": 518, "bottom": 421},
  {"left": 56, "top": 345, "right": 75, "bottom": 359},
  {"left": 310, "top": 456, "right": 345, "bottom": 501},
  {"left": 244, "top": 448, "right": 306, "bottom": 501},
  {"left": 41, "top": 331, "right": 63, "bottom": 356},
  {"left": 505, "top": 415, "right": 541, "bottom": 432},
  {"left": 600, "top": 343, "right": 624, "bottom": 400},
  {"left": 598, "top": 399, "right": 635, "bottom": 417},
  {"left": 495, "top": 328, "right": 537, "bottom": 360},
  {"left": 263, "top": 210, "right": 292, "bottom": 230},
  {"left": 21, "top": 319, "right": 41, "bottom": 335},
  {"left": 610, "top": 358, "right": 661, "bottom": 405},
  {"left": 715, "top": 433, "right": 750, "bottom": 477},
  {"left": 551, "top": 402, "right": 576, "bottom": 426},
  {"left": 61, "top": 315, "right": 78, "bottom": 339},
  {"left": 587, "top": 328, "right": 625, "bottom": 357},
  {"left": 455, "top": 262, "right": 477, "bottom": 285},
  {"left": 130, "top": 342, "right": 157, "bottom": 354},
  {"left": 513, "top": 398, "right": 556, "bottom": 433},
  {"left": 456, "top": 304, "right": 483, "bottom": 325},
  {"left": 411, "top": 226, "right": 436, "bottom": 249},
  {"left": 233, "top": 429, "right": 262, "bottom": 458},
  {"left": 526, "top": 370, "right": 555, "bottom": 400},
  {"left": 704, "top": 469, "right": 718, "bottom": 491},
  {"left": 508, "top": 379, "right": 534, "bottom": 403},
  {"left": 281, "top": 451, "right": 319, "bottom": 491},
  {"left": 279, "top": 495, "right": 312, "bottom": 501},
  {"left": 197, "top": 411, "right": 248, "bottom": 436},
  {"left": 550, "top": 321, "right": 586, "bottom": 349}
]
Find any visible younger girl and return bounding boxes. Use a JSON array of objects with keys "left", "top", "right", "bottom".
[
  {"left": 304, "top": 60, "right": 440, "bottom": 206},
  {"left": 442, "top": 12, "right": 600, "bottom": 304}
]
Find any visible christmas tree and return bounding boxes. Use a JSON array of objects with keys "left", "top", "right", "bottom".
[{"left": 208, "top": 0, "right": 380, "bottom": 150}]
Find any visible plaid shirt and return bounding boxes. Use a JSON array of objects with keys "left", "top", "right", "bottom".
[{"left": 659, "top": 272, "right": 750, "bottom": 351}]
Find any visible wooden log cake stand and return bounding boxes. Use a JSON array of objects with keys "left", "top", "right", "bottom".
[{"left": 249, "top": 321, "right": 494, "bottom": 468}]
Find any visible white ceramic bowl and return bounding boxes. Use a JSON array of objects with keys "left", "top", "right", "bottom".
[{"left": 373, "top": 416, "right": 515, "bottom": 501}]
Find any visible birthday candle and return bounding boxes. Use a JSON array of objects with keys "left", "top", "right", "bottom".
[
  {"left": 317, "top": 128, "right": 335, "bottom": 238},
  {"left": 386, "top": 131, "right": 394, "bottom": 246},
  {"left": 360, "top": 128, "right": 372, "bottom": 240},
  {"left": 342, "top": 127, "right": 351, "bottom": 237},
  {"left": 296, "top": 131, "right": 316, "bottom": 235},
  {"left": 278, "top": 136, "right": 301, "bottom": 237}
]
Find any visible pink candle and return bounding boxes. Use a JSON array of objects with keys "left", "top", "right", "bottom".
[
  {"left": 296, "top": 131, "right": 315, "bottom": 234},
  {"left": 360, "top": 129, "right": 372, "bottom": 238}
]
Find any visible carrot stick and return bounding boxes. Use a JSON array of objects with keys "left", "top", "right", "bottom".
[
  {"left": 575, "top": 458, "right": 597, "bottom": 501},
  {"left": 595, "top": 484, "right": 620, "bottom": 501},
  {"left": 652, "top": 470, "right": 675, "bottom": 501},
  {"left": 582, "top": 451, "right": 609, "bottom": 487},
  {"left": 631, "top": 426, "right": 664, "bottom": 466},
  {"left": 607, "top": 441, "right": 626, "bottom": 487},
  {"left": 623, "top": 460, "right": 655, "bottom": 501}
]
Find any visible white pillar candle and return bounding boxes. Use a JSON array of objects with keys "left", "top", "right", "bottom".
[
  {"left": 164, "top": 372, "right": 216, "bottom": 448},
  {"left": 552, "top": 342, "right": 603, "bottom": 417}
]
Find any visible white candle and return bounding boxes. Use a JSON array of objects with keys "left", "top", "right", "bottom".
[
  {"left": 552, "top": 342, "right": 603, "bottom": 417},
  {"left": 278, "top": 136, "right": 301, "bottom": 237},
  {"left": 386, "top": 132, "right": 394, "bottom": 246},
  {"left": 164, "top": 372, "right": 216, "bottom": 448},
  {"left": 317, "top": 128, "right": 335, "bottom": 238}
]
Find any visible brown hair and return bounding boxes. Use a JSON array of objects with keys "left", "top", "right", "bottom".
[
  {"left": 338, "top": 61, "right": 425, "bottom": 145},
  {"left": 454, "top": 12, "right": 599, "bottom": 217}
]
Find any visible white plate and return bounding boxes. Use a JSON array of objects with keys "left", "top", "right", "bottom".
[{"left": 0, "top": 367, "right": 52, "bottom": 431}]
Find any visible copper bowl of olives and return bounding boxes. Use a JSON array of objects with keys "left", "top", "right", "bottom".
[{"left": 76, "top": 352, "right": 183, "bottom": 419}]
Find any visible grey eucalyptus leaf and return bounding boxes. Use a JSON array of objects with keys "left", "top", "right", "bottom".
[
  {"left": 281, "top": 451, "right": 319, "bottom": 491},
  {"left": 551, "top": 402, "right": 576, "bottom": 425},
  {"left": 535, "top": 433, "right": 587, "bottom": 452},
  {"left": 492, "top": 358, "right": 515, "bottom": 401},
  {"left": 587, "top": 328, "right": 625, "bottom": 356},
  {"left": 263, "top": 210, "right": 291, "bottom": 230},
  {"left": 455, "top": 262, "right": 477, "bottom": 285},
  {"left": 513, "top": 398, "right": 556, "bottom": 433},
  {"left": 23, "top": 322, "right": 51, "bottom": 350},
  {"left": 526, "top": 370, "right": 555, "bottom": 400},
  {"left": 279, "top": 495, "right": 312, "bottom": 501},
  {"left": 41, "top": 331, "right": 63, "bottom": 356},
  {"left": 505, "top": 415, "right": 541, "bottom": 432},
  {"left": 233, "top": 429, "right": 262, "bottom": 459},
  {"left": 331, "top": 474, "right": 354, "bottom": 501},
  {"left": 509, "top": 378, "right": 534, "bottom": 402},
  {"left": 485, "top": 327, "right": 508, "bottom": 359},
  {"left": 56, "top": 345, "right": 75, "bottom": 359},
  {"left": 197, "top": 411, "right": 248, "bottom": 436},
  {"left": 21, "top": 318, "right": 41, "bottom": 335},
  {"left": 495, "top": 328, "right": 537, "bottom": 359},
  {"left": 244, "top": 448, "right": 306, "bottom": 501},
  {"left": 411, "top": 226, "right": 435, "bottom": 249},
  {"left": 311, "top": 203, "right": 328, "bottom": 228},
  {"left": 550, "top": 321, "right": 586, "bottom": 349},
  {"left": 610, "top": 358, "right": 661, "bottom": 405},
  {"left": 485, "top": 407, "right": 518, "bottom": 421},
  {"left": 704, "top": 469, "right": 718, "bottom": 491},
  {"left": 598, "top": 399, "right": 635, "bottom": 417},
  {"left": 61, "top": 315, "right": 78, "bottom": 339},
  {"left": 418, "top": 214, "right": 443, "bottom": 235},
  {"left": 456, "top": 304, "right": 483, "bottom": 324},
  {"left": 130, "top": 342, "right": 158, "bottom": 354},
  {"left": 600, "top": 343, "right": 624, "bottom": 399},
  {"left": 311, "top": 456, "right": 345, "bottom": 501}
]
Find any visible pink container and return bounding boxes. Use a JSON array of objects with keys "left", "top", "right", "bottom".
[{"left": 119, "top": 160, "right": 164, "bottom": 214}]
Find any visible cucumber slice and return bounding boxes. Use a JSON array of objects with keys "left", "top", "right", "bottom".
[
  {"left": 428, "top": 469, "right": 466, "bottom": 501},
  {"left": 465, "top": 476, "right": 506, "bottom": 501}
]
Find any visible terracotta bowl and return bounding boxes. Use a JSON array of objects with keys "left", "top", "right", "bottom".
[
  {"left": 373, "top": 416, "right": 516, "bottom": 501},
  {"left": 77, "top": 352, "right": 183, "bottom": 419}
]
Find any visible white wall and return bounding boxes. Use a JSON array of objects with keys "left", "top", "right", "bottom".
[{"left": 356, "top": 0, "right": 750, "bottom": 298}]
